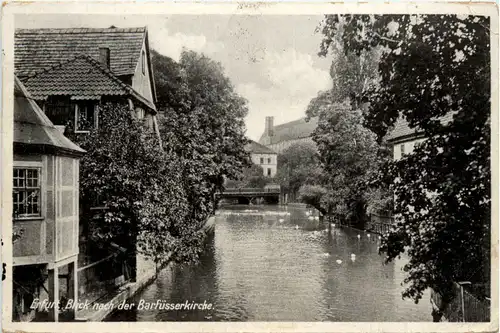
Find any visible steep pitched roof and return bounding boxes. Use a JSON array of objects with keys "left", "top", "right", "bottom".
[
  {"left": 14, "top": 76, "right": 85, "bottom": 156},
  {"left": 15, "top": 27, "right": 146, "bottom": 78},
  {"left": 23, "top": 54, "right": 156, "bottom": 111},
  {"left": 245, "top": 140, "right": 277, "bottom": 154},
  {"left": 386, "top": 113, "right": 456, "bottom": 143},
  {"left": 258, "top": 117, "right": 318, "bottom": 145}
]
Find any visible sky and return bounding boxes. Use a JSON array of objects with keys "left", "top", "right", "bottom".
[{"left": 16, "top": 14, "right": 334, "bottom": 140}]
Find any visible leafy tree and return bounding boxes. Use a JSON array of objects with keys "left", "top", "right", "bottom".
[
  {"left": 308, "top": 101, "right": 382, "bottom": 227},
  {"left": 225, "top": 164, "right": 270, "bottom": 189},
  {"left": 307, "top": 21, "right": 380, "bottom": 116},
  {"left": 319, "top": 14, "right": 491, "bottom": 316},
  {"left": 69, "top": 103, "right": 204, "bottom": 264},
  {"left": 179, "top": 50, "right": 250, "bottom": 188},
  {"left": 305, "top": 22, "right": 390, "bottom": 222},
  {"left": 152, "top": 49, "right": 250, "bottom": 222},
  {"left": 298, "top": 184, "right": 329, "bottom": 216},
  {"left": 275, "top": 141, "right": 321, "bottom": 201}
]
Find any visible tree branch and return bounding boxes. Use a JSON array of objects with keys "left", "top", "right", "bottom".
[{"left": 373, "top": 32, "right": 401, "bottom": 43}]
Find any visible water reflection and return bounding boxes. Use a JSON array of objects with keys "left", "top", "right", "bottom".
[{"left": 107, "top": 205, "right": 431, "bottom": 322}]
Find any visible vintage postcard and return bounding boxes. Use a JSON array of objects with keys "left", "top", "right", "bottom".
[{"left": 1, "top": 1, "right": 498, "bottom": 332}]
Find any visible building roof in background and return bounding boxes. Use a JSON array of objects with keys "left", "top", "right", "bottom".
[
  {"left": 258, "top": 116, "right": 318, "bottom": 145},
  {"left": 22, "top": 54, "right": 156, "bottom": 111},
  {"left": 386, "top": 113, "right": 456, "bottom": 143},
  {"left": 14, "top": 76, "right": 85, "bottom": 156},
  {"left": 15, "top": 27, "right": 146, "bottom": 78},
  {"left": 245, "top": 140, "right": 277, "bottom": 154}
]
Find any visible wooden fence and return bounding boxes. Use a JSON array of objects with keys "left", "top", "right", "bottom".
[
  {"left": 366, "top": 213, "right": 394, "bottom": 234},
  {"left": 77, "top": 252, "right": 129, "bottom": 305},
  {"left": 431, "top": 282, "right": 490, "bottom": 322},
  {"left": 366, "top": 213, "right": 490, "bottom": 322}
]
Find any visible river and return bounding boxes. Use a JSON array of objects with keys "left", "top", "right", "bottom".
[{"left": 107, "top": 205, "right": 432, "bottom": 321}]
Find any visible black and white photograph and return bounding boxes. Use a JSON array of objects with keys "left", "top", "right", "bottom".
[{"left": 1, "top": 2, "right": 498, "bottom": 332}]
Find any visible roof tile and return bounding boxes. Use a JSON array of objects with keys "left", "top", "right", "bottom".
[
  {"left": 386, "top": 113, "right": 456, "bottom": 142},
  {"left": 245, "top": 140, "right": 277, "bottom": 154},
  {"left": 15, "top": 27, "right": 146, "bottom": 78},
  {"left": 14, "top": 76, "right": 85, "bottom": 155},
  {"left": 23, "top": 54, "right": 156, "bottom": 111},
  {"left": 23, "top": 55, "right": 129, "bottom": 100},
  {"left": 258, "top": 117, "right": 318, "bottom": 145}
]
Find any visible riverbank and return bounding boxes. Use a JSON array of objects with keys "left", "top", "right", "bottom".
[{"left": 75, "top": 215, "right": 216, "bottom": 322}]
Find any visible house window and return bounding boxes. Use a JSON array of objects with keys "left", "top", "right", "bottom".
[
  {"left": 260, "top": 157, "right": 264, "bottom": 164},
  {"left": 13, "top": 168, "right": 41, "bottom": 218},
  {"left": 136, "top": 108, "right": 145, "bottom": 120},
  {"left": 400, "top": 143, "right": 405, "bottom": 156},
  {"left": 45, "top": 97, "right": 73, "bottom": 126},
  {"left": 142, "top": 50, "right": 146, "bottom": 75},
  {"left": 75, "top": 102, "right": 96, "bottom": 132},
  {"left": 268, "top": 157, "right": 272, "bottom": 164},
  {"left": 267, "top": 168, "right": 272, "bottom": 176}
]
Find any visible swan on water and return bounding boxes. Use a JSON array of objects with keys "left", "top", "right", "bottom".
[
  {"left": 308, "top": 216, "right": 314, "bottom": 221},
  {"left": 367, "top": 233, "right": 371, "bottom": 238},
  {"left": 336, "top": 259, "right": 342, "bottom": 264},
  {"left": 279, "top": 218, "right": 284, "bottom": 223},
  {"left": 323, "top": 253, "right": 330, "bottom": 257},
  {"left": 295, "top": 225, "right": 299, "bottom": 230}
]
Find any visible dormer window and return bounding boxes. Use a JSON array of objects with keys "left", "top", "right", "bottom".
[
  {"left": 75, "top": 102, "right": 97, "bottom": 133},
  {"left": 141, "top": 50, "right": 146, "bottom": 75},
  {"left": 44, "top": 97, "right": 97, "bottom": 133},
  {"left": 45, "top": 96, "right": 72, "bottom": 126}
]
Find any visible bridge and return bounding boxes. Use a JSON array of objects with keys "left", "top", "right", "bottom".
[{"left": 217, "top": 188, "right": 281, "bottom": 205}]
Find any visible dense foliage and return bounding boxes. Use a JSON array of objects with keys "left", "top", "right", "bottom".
[
  {"left": 69, "top": 103, "right": 203, "bottom": 264},
  {"left": 310, "top": 24, "right": 380, "bottom": 111},
  {"left": 225, "top": 164, "right": 271, "bottom": 189},
  {"left": 298, "top": 184, "right": 329, "bottom": 215},
  {"left": 152, "top": 50, "right": 250, "bottom": 220},
  {"left": 319, "top": 14, "right": 491, "bottom": 313},
  {"left": 300, "top": 101, "right": 385, "bottom": 227},
  {"left": 275, "top": 141, "right": 321, "bottom": 202},
  {"left": 301, "top": 19, "right": 391, "bottom": 224},
  {"left": 67, "top": 49, "right": 249, "bottom": 266}
]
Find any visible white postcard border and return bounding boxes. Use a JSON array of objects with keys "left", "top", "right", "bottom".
[{"left": 1, "top": 1, "right": 498, "bottom": 332}]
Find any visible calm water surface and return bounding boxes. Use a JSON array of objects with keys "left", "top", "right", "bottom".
[{"left": 107, "top": 205, "right": 432, "bottom": 321}]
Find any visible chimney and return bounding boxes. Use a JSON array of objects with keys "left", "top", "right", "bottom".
[
  {"left": 265, "top": 116, "right": 274, "bottom": 137},
  {"left": 99, "top": 47, "right": 110, "bottom": 68}
]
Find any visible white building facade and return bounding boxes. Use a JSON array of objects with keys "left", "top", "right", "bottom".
[{"left": 245, "top": 140, "right": 278, "bottom": 177}]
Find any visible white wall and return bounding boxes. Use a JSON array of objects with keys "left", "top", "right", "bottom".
[
  {"left": 131, "top": 41, "right": 154, "bottom": 104},
  {"left": 393, "top": 138, "right": 426, "bottom": 160},
  {"left": 251, "top": 153, "right": 277, "bottom": 177}
]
